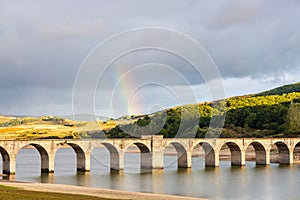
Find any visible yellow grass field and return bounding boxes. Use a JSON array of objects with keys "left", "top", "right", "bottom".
[{"left": 0, "top": 116, "right": 118, "bottom": 140}]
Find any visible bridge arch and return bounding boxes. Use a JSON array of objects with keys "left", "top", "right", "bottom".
[
  {"left": 246, "top": 142, "right": 267, "bottom": 165},
  {"left": 164, "top": 142, "right": 188, "bottom": 168},
  {"left": 272, "top": 142, "right": 291, "bottom": 164},
  {"left": 124, "top": 142, "right": 152, "bottom": 169},
  {"left": 66, "top": 143, "right": 86, "bottom": 172},
  {"left": 192, "top": 142, "right": 216, "bottom": 167},
  {"left": 218, "top": 142, "right": 243, "bottom": 166},
  {"left": 16, "top": 143, "right": 50, "bottom": 173},
  {"left": 0, "top": 146, "right": 10, "bottom": 174},
  {"left": 100, "top": 142, "right": 120, "bottom": 170},
  {"left": 29, "top": 143, "right": 49, "bottom": 173},
  {"left": 293, "top": 142, "right": 300, "bottom": 163}
]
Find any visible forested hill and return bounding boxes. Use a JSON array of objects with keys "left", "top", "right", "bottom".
[
  {"left": 107, "top": 82, "right": 300, "bottom": 138},
  {"left": 256, "top": 82, "right": 300, "bottom": 96}
]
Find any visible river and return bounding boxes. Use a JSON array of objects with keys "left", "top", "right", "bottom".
[{"left": 1, "top": 147, "right": 300, "bottom": 199}]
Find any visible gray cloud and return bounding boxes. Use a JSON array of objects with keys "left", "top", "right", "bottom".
[
  {"left": 0, "top": 0, "right": 299, "bottom": 116},
  {"left": 206, "top": 1, "right": 262, "bottom": 30}
]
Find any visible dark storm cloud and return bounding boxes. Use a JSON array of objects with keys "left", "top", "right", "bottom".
[{"left": 0, "top": 0, "right": 299, "bottom": 115}]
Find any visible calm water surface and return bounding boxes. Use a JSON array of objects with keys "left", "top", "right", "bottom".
[{"left": 1, "top": 148, "right": 300, "bottom": 200}]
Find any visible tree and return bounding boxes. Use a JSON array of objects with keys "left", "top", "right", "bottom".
[{"left": 285, "top": 103, "right": 300, "bottom": 134}]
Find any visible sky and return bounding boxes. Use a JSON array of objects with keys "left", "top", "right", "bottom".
[{"left": 0, "top": 0, "right": 300, "bottom": 118}]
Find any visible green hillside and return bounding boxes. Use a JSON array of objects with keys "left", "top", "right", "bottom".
[
  {"left": 256, "top": 82, "right": 300, "bottom": 96},
  {"left": 107, "top": 82, "right": 300, "bottom": 138}
]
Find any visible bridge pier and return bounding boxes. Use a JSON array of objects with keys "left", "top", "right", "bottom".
[
  {"left": 278, "top": 149, "right": 293, "bottom": 164},
  {"left": 288, "top": 152, "right": 294, "bottom": 164},
  {"left": 151, "top": 135, "right": 164, "bottom": 169},
  {"left": 8, "top": 154, "right": 16, "bottom": 175},
  {"left": 178, "top": 151, "right": 192, "bottom": 168},
  {"left": 152, "top": 151, "right": 164, "bottom": 169},
  {"left": 141, "top": 152, "right": 152, "bottom": 169},
  {"left": 47, "top": 154, "right": 55, "bottom": 173},
  {"left": 256, "top": 149, "right": 270, "bottom": 165},
  {"left": 41, "top": 153, "right": 50, "bottom": 173},
  {"left": 231, "top": 150, "right": 245, "bottom": 166},
  {"left": 195, "top": 142, "right": 219, "bottom": 167},
  {"left": 112, "top": 151, "right": 124, "bottom": 170},
  {"left": 206, "top": 149, "right": 219, "bottom": 167},
  {"left": 84, "top": 153, "right": 91, "bottom": 172},
  {"left": 76, "top": 151, "right": 86, "bottom": 172},
  {"left": 2, "top": 153, "right": 10, "bottom": 175}
]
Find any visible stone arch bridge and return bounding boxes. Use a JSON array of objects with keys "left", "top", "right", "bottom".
[{"left": 0, "top": 136, "right": 299, "bottom": 175}]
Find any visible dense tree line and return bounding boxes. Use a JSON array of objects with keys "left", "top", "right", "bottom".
[{"left": 256, "top": 82, "right": 300, "bottom": 96}]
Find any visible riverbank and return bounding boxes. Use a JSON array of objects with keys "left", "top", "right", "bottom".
[{"left": 0, "top": 180, "right": 206, "bottom": 200}]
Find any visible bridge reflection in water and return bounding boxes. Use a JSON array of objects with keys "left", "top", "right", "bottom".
[{"left": 1, "top": 136, "right": 300, "bottom": 175}]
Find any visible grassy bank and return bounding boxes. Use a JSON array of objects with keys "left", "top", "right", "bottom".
[{"left": 0, "top": 185, "right": 114, "bottom": 200}]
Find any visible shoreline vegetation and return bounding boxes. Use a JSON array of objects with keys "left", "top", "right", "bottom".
[
  {"left": 2, "top": 82, "right": 300, "bottom": 140},
  {"left": 0, "top": 180, "right": 204, "bottom": 200}
]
